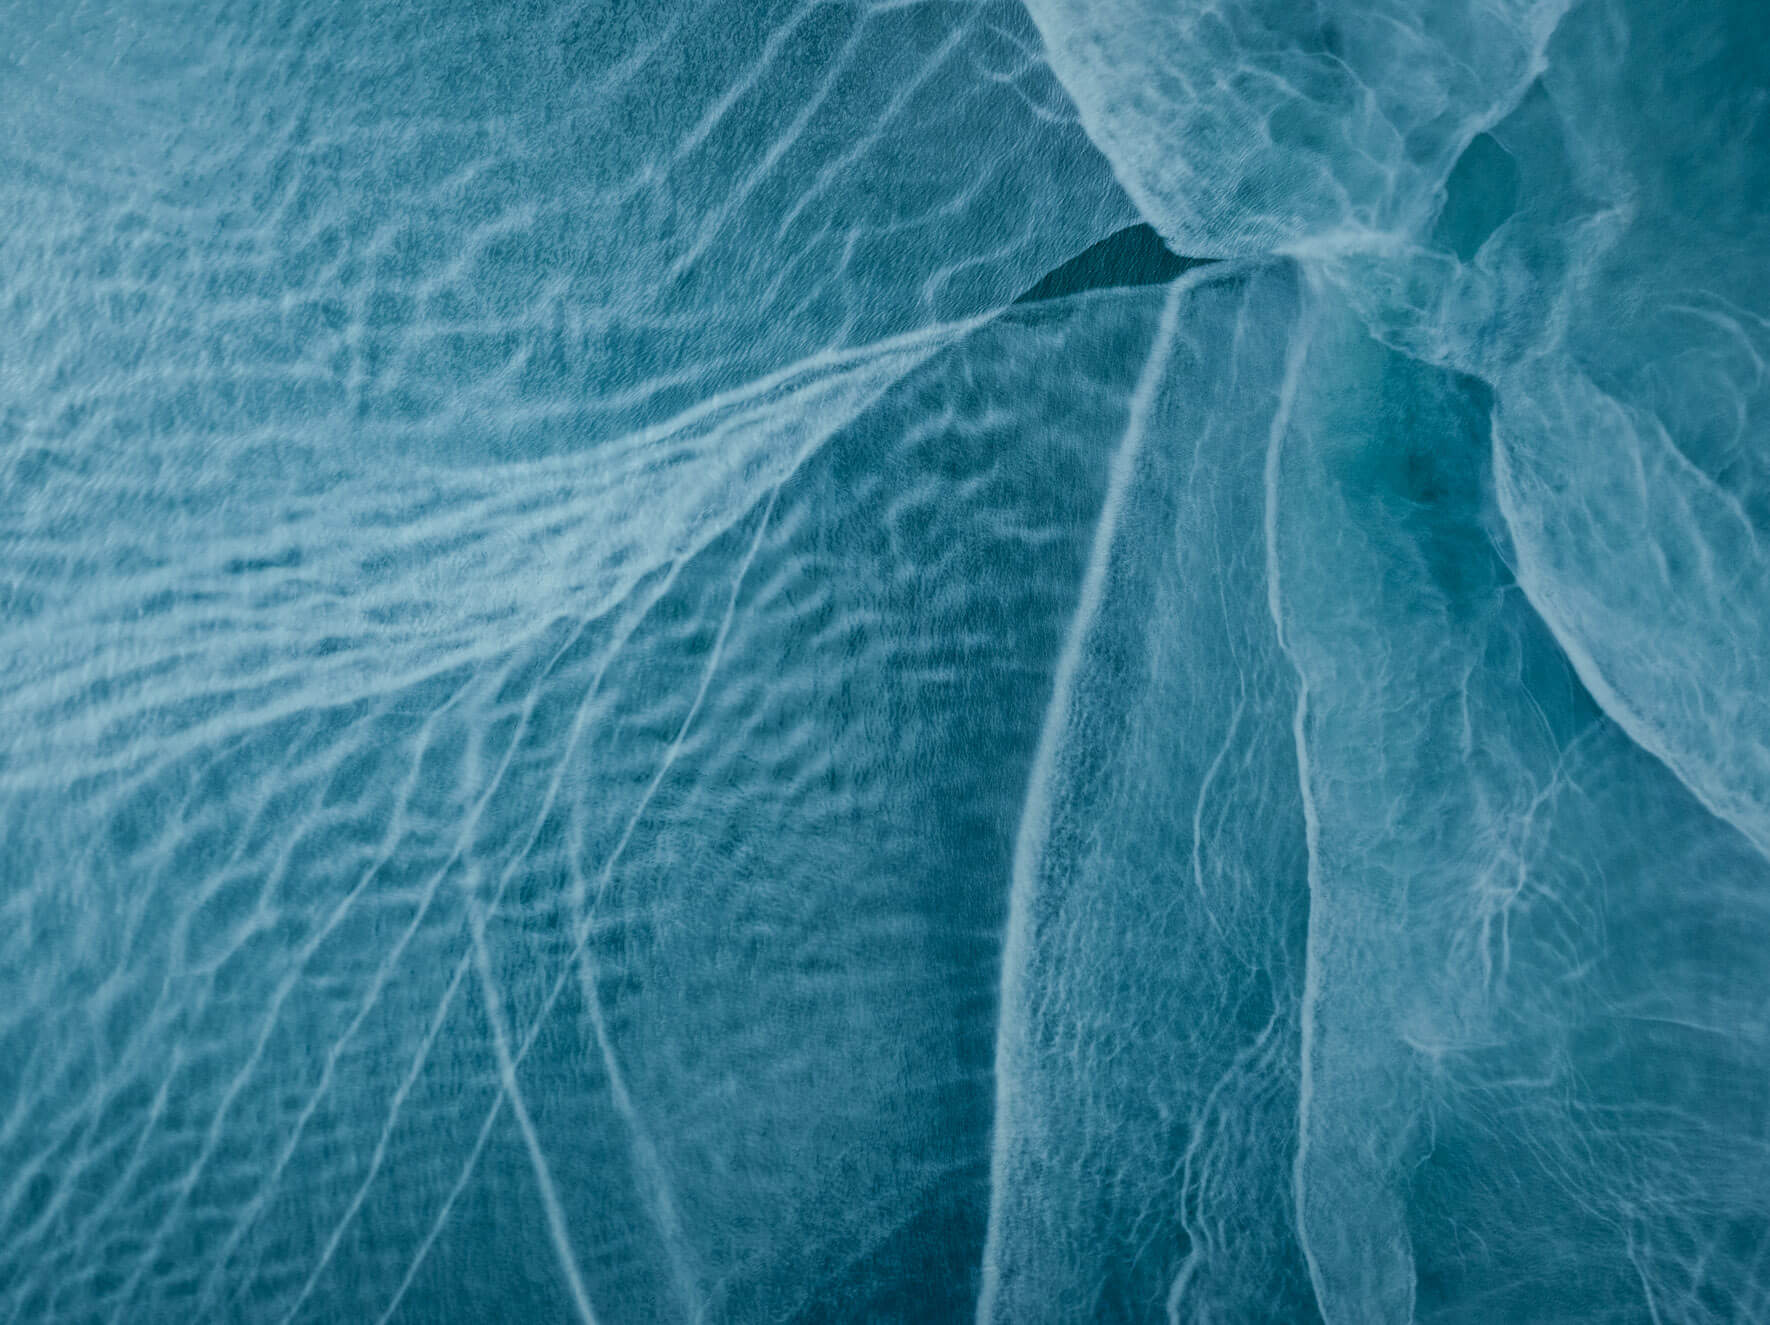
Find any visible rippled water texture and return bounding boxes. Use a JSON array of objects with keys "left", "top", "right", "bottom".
[{"left": 4, "top": 1, "right": 1769, "bottom": 1321}]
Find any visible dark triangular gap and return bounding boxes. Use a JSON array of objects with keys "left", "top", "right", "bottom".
[{"left": 1013, "top": 223, "right": 1213, "bottom": 305}]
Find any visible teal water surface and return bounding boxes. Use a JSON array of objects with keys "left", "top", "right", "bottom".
[{"left": 4, "top": 0, "right": 1770, "bottom": 1321}]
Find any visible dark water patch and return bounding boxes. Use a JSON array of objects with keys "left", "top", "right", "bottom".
[
  {"left": 1013, "top": 224, "right": 1212, "bottom": 304},
  {"left": 1434, "top": 132, "right": 1521, "bottom": 261}
]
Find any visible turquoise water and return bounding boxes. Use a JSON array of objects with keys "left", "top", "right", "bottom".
[{"left": 3, "top": 0, "right": 1769, "bottom": 1321}]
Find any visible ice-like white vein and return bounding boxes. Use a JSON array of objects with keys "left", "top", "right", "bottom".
[
  {"left": 279, "top": 565, "right": 690, "bottom": 1325},
  {"left": 566, "top": 484, "right": 779, "bottom": 1323},
  {"left": 468, "top": 897, "right": 598, "bottom": 1325},
  {"left": 372, "top": 485, "right": 781, "bottom": 1325},
  {"left": 1257, "top": 296, "right": 1325, "bottom": 1316},
  {"left": 975, "top": 268, "right": 1205, "bottom": 1324},
  {"left": 1490, "top": 417, "right": 1770, "bottom": 864}
]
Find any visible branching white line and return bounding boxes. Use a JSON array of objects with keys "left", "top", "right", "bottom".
[
  {"left": 567, "top": 484, "right": 779, "bottom": 1323},
  {"left": 468, "top": 896, "right": 599, "bottom": 1325},
  {"left": 372, "top": 488, "right": 780, "bottom": 1325}
]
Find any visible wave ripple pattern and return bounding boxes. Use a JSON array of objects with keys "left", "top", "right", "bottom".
[{"left": 3, "top": 0, "right": 1767, "bottom": 1321}]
